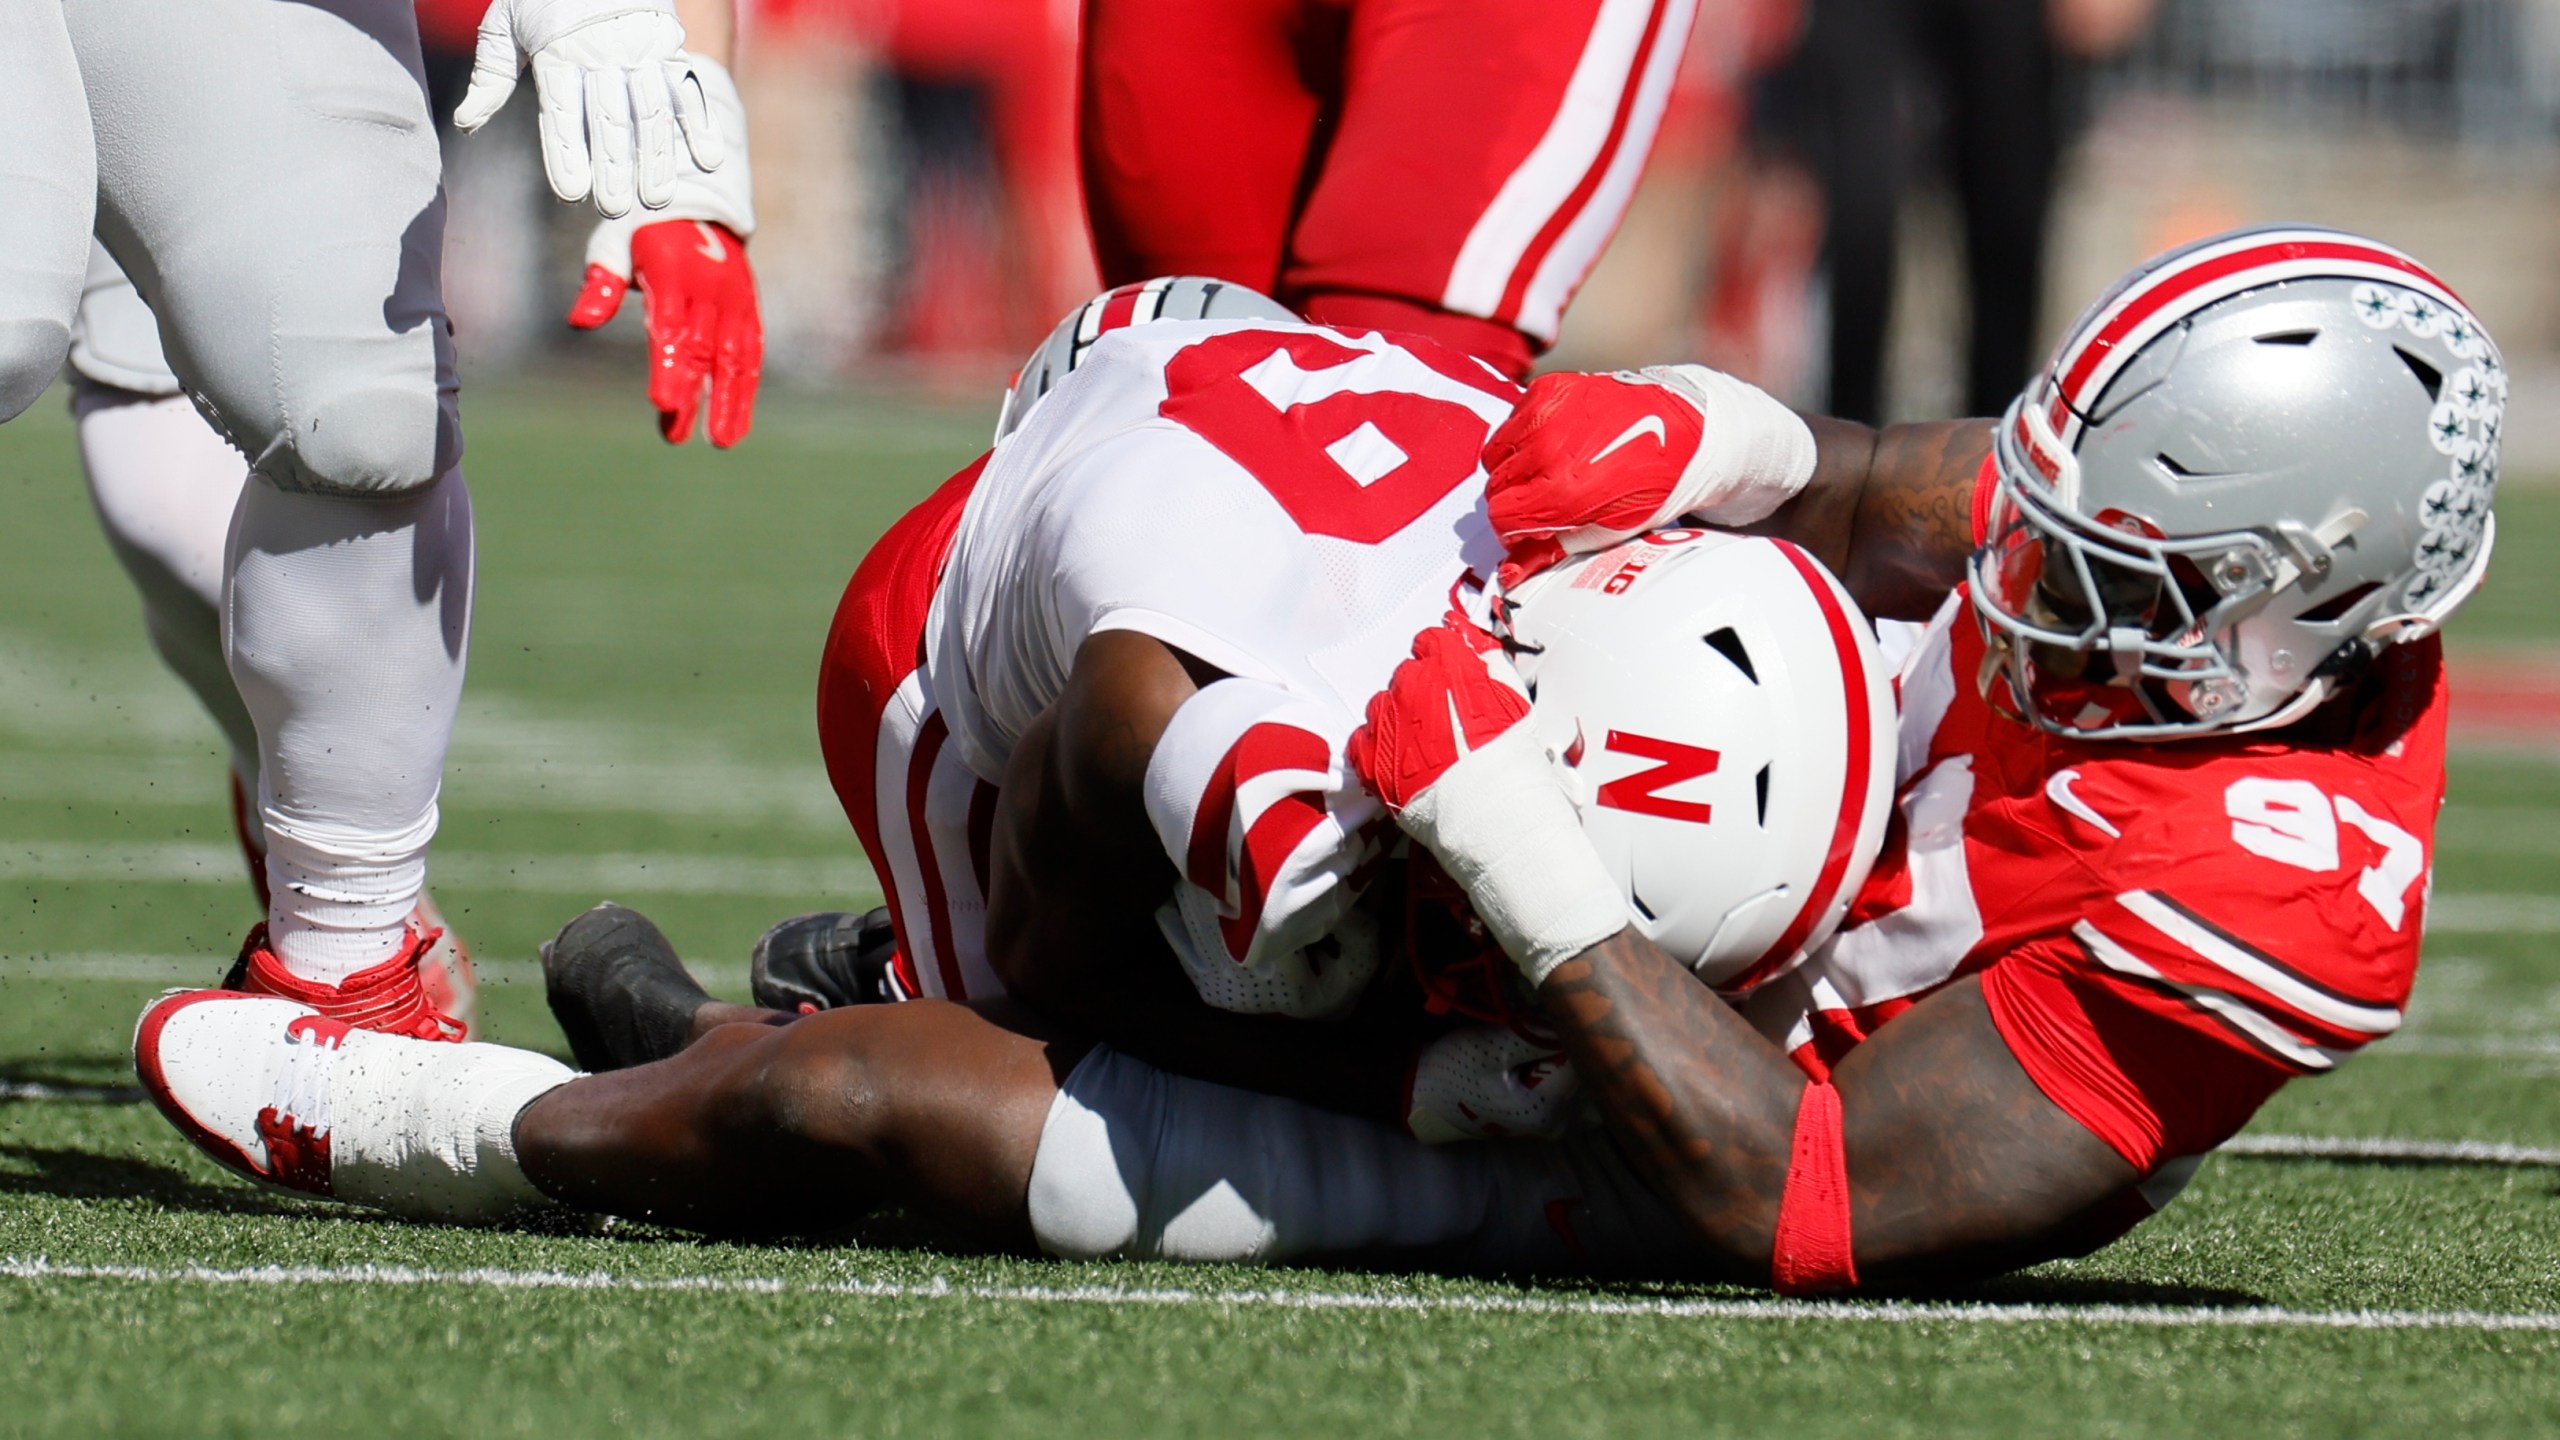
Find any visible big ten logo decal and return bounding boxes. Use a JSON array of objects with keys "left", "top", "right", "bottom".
[
  {"left": 1595, "top": 732, "right": 1721, "bottom": 824},
  {"left": 1158, "top": 330, "right": 1494, "bottom": 544},
  {"left": 2224, "top": 777, "right": 2425, "bottom": 929}
]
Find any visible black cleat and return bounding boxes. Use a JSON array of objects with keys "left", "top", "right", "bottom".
[
  {"left": 750, "top": 908, "right": 901, "bottom": 1013},
  {"left": 541, "top": 902, "right": 716, "bottom": 1071}
]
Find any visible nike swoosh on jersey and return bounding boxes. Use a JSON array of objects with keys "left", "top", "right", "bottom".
[
  {"left": 1591, "top": 413, "right": 1668, "bottom": 463},
  {"left": 2044, "top": 767, "right": 2121, "bottom": 837},
  {"left": 694, "top": 222, "right": 729, "bottom": 262}
]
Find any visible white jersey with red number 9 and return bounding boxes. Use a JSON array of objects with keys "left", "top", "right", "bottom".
[{"left": 922, "top": 320, "right": 1518, "bottom": 1014}]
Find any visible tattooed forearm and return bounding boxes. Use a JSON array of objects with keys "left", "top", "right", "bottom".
[
  {"left": 1747, "top": 416, "right": 1993, "bottom": 622},
  {"left": 1536, "top": 930, "right": 1805, "bottom": 1267},
  {"left": 1841, "top": 418, "right": 1993, "bottom": 620},
  {"left": 1536, "top": 928, "right": 2144, "bottom": 1286}
]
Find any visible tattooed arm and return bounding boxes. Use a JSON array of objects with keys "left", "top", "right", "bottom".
[
  {"left": 1536, "top": 926, "right": 2137, "bottom": 1285},
  {"left": 1743, "top": 416, "right": 1995, "bottom": 622}
]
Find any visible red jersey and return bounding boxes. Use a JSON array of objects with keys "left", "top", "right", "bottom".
[{"left": 1754, "top": 594, "right": 2447, "bottom": 1179}]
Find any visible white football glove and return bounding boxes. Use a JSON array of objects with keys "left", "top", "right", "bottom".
[
  {"left": 1154, "top": 892, "right": 1385, "bottom": 1021},
  {"left": 453, "top": 0, "right": 727, "bottom": 218},
  {"left": 577, "top": 52, "right": 753, "bottom": 279},
  {"left": 1405, "top": 1024, "right": 1582, "bottom": 1145}
]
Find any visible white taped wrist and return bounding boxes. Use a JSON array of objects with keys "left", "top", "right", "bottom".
[
  {"left": 1638, "top": 364, "right": 1816, "bottom": 527},
  {"left": 1399, "top": 726, "right": 1625, "bottom": 986},
  {"left": 584, "top": 52, "right": 755, "bottom": 275}
]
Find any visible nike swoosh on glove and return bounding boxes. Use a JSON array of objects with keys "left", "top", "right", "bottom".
[
  {"left": 570, "top": 53, "right": 760, "bottom": 447},
  {"left": 1484, "top": 365, "right": 1817, "bottom": 588},
  {"left": 1349, "top": 619, "right": 1625, "bottom": 986},
  {"left": 454, "top": 0, "right": 726, "bottom": 218},
  {"left": 1404, "top": 1023, "right": 1582, "bottom": 1144}
]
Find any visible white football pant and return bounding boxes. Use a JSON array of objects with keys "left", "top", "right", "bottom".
[{"left": 10, "top": 0, "right": 478, "bottom": 981}]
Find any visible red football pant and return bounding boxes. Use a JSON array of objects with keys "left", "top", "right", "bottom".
[
  {"left": 814, "top": 456, "right": 1004, "bottom": 1003},
  {"left": 1080, "top": 0, "right": 1699, "bottom": 380}
]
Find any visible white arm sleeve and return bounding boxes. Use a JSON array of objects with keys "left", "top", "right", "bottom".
[{"left": 1142, "top": 678, "right": 1385, "bottom": 1017}]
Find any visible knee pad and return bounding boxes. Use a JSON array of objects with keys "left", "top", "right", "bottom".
[
  {"left": 0, "top": 318, "right": 73, "bottom": 423},
  {"left": 254, "top": 379, "right": 462, "bottom": 498}
]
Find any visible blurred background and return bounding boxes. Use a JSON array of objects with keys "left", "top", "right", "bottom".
[{"left": 430, "top": 0, "right": 2560, "bottom": 462}]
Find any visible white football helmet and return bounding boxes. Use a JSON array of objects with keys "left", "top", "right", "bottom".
[
  {"left": 1501, "top": 530, "right": 1897, "bottom": 992},
  {"left": 1973, "top": 224, "right": 2503, "bottom": 740},
  {"left": 994, "top": 276, "right": 1299, "bottom": 443}
]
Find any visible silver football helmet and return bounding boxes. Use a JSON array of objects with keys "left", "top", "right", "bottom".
[
  {"left": 993, "top": 276, "right": 1299, "bottom": 443},
  {"left": 1971, "top": 224, "right": 2503, "bottom": 740}
]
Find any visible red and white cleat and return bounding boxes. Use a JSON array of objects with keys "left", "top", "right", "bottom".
[
  {"left": 223, "top": 921, "right": 470, "bottom": 1043},
  {"left": 412, "top": 895, "right": 480, "bottom": 1041},
  {"left": 134, "top": 990, "right": 350, "bottom": 1199},
  {"left": 136, "top": 987, "right": 572, "bottom": 1221}
]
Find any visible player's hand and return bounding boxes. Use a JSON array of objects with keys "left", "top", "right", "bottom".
[
  {"left": 567, "top": 51, "right": 760, "bottom": 446},
  {"left": 1346, "top": 619, "right": 1526, "bottom": 817},
  {"left": 1484, "top": 365, "right": 1817, "bottom": 588},
  {"left": 572, "top": 221, "right": 762, "bottom": 445},
  {"left": 1349, "top": 619, "right": 1624, "bottom": 986},
  {"left": 454, "top": 0, "right": 727, "bottom": 218},
  {"left": 1405, "top": 1024, "right": 1581, "bottom": 1144}
]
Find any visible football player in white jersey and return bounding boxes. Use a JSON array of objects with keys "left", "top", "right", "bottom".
[
  {"left": 132, "top": 229, "right": 2496, "bottom": 1293},
  {"left": 6, "top": 0, "right": 757, "bottom": 1037},
  {"left": 130, "top": 302, "right": 1891, "bottom": 1271}
]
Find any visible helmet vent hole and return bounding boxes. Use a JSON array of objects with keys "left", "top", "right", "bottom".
[
  {"left": 2157, "top": 453, "right": 2206, "bottom": 479},
  {"left": 1631, "top": 891, "right": 1659, "bottom": 922},
  {"left": 2298, "top": 580, "right": 2382, "bottom": 624},
  {"left": 2396, "top": 347, "right": 2444, "bottom": 401},
  {"left": 2254, "top": 329, "right": 2319, "bottom": 346},
  {"left": 1755, "top": 764, "right": 1772, "bottom": 827},
  {"left": 1702, "top": 627, "right": 1758, "bottom": 683}
]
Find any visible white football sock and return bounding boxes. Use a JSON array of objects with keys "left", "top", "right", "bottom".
[
  {"left": 330, "top": 1032, "right": 572, "bottom": 1221},
  {"left": 226, "top": 469, "right": 473, "bottom": 982}
]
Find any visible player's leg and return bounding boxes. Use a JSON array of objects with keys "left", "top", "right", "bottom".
[
  {"left": 1077, "top": 0, "right": 1333, "bottom": 296},
  {"left": 519, "top": 1000, "right": 1078, "bottom": 1242},
  {"left": 69, "top": 249, "right": 262, "bottom": 827},
  {"left": 147, "top": 924, "right": 1593, "bottom": 1265},
  {"left": 1795, "top": 0, "right": 1905, "bottom": 423},
  {"left": 0, "top": 0, "right": 94, "bottom": 421},
  {"left": 814, "top": 459, "right": 1007, "bottom": 1003},
  {"left": 69, "top": 0, "right": 472, "bottom": 1025},
  {"left": 1933, "top": 0, "right": 2058, "bottom": 417},
  {"left": 1283, "top": 0, "right": 1699, "bottom": 380}
]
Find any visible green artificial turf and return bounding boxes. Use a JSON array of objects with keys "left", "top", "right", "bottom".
[{"left": 5, "top": 384, "right": 2560, "bottom": 1437}]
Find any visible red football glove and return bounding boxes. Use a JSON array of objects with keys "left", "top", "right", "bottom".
[
  {"left": 1484, "top": 371, "right": 1704, "bottom": 585},
  {"left": 1484, "top": 365, "right": 1817, "bottom": 588},
  {"left": 1350, "top": 619, "right": 1625, "bottom": 984},
  {"left": 570, "top": 218, "right": 763, "bottom": 448},
  {"left": 1347, "top": 619, "right": 1528, "bottom": 816}
]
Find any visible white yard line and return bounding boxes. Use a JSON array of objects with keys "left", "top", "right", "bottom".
[
  {"left": 0, "top": 841, "right": 873, "bottom": 900},
  {"left": 2427, "top": 894, "right": 2560, "bottom": 934},
  {"left": 0, "top": 1081, "right": 142, "bottom": 1103},
  {"left": 0, "top": 952, "right": 748, "bottom": 991},
  {"left": 2223, "top": 1134, "right": 2560, "bottom": 1165},
  {"left": 2, "top": 1257, "right": 2557, "bottom": 1332}
]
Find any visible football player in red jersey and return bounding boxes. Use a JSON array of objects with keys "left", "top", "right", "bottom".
[
  {"left": 1080, "top": 0, "right": 1700, "bottom": 383},
  {"left": 1407, "top": 223, "right": 2498, "bottom": 1287},
  {"left": 134, "top": 228, "right": 2502, "bottom": 1292}
]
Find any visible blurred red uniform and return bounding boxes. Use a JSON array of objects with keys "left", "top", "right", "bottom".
[{"left": 1081, "top": 0, "right": 1700, "bottom": 380}]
